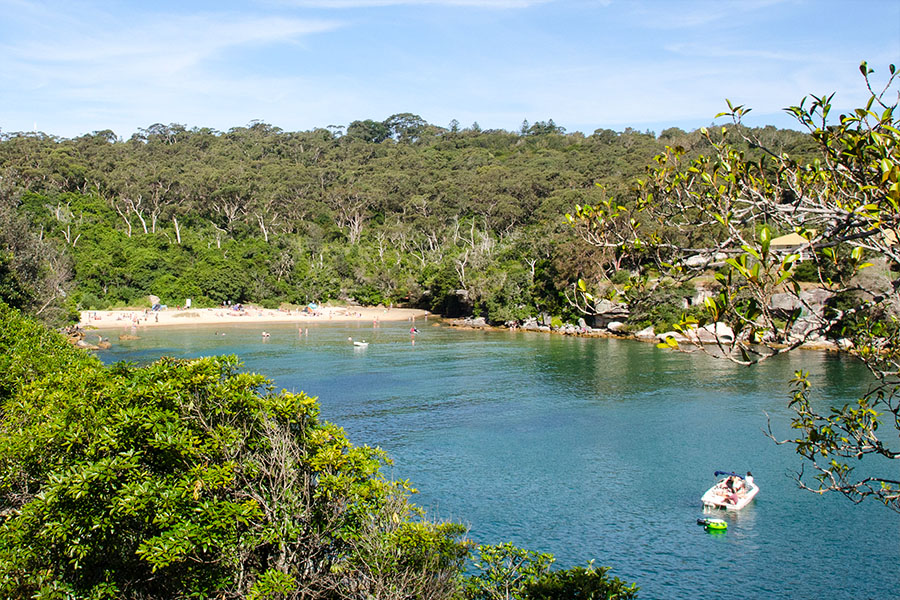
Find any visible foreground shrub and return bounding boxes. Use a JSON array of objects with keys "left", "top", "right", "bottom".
[
  {"left": 464, "top": 543, "right": 638, "bottom": 600},
  {"left": 0, "top": 303, "right": 468, "bottom": 599}
]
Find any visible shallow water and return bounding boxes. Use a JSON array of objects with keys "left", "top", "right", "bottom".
[{"left": 98, "top": 321, "right": 899, "bottom": 599}]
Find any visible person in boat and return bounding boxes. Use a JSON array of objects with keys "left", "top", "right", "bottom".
[{"left": 745, "top": 471, "right": 754, "bottom": 489}]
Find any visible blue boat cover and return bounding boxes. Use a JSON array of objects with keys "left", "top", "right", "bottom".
[{"left": 714, "top": 470, "right": 744, "bottom": 479}]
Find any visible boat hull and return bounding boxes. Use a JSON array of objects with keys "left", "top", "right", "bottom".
[{"left": 701, "top": 481, "right": 759, "bottom": 511}]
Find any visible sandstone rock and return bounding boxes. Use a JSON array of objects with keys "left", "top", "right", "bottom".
[
  {"left": 684, "top": 254, "right": 712, "bottom": 268},
  {"left": 657, "top": 322, "right": 734, "bottom": 344},
  {"left": 592, "top": 299, "right": 629, "bottom": 328},
  {"left": 607, "top": 321, "right": 626, "bottom": 332},
  {"left": 656, "top": 331, "right": 689, "bottom": 343},
  {"left": 634, "top": 326, "right": 656, "bottom": 340}
]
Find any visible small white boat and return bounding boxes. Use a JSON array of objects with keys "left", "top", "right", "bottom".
[
  {"left": 348, "top": 337, "right": 369, "bottom": 348},
  {"left": 701, "top": 471, "right": 758, "bottom": 510}
]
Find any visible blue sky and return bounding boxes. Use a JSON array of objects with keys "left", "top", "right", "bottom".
[{"left": 2, "top": 0, "right": 898, "bottom": 139}]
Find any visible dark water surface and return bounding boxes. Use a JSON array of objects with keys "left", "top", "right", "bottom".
[{"left": 98, "top": 321, "right": 899, "bottom": 599}]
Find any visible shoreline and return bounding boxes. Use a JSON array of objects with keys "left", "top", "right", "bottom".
[{"left": 79, "top": 305, "right": 431, "bottom": 330}]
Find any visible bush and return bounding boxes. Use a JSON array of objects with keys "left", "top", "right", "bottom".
[
  {"left": 0, "top": 304, "right": 468, "bottom": 599},
  {"left": 76, "top": 290, "right": 108, "bottom": 310},
  {"left": 625, "top": 280, "right": 699, "bottom": 332},
  {"left": 610, "top": 269, "right": 631, "bottom": 285},
  {"left": 464, "top": 543, "right": 638, "bottom": 600}
]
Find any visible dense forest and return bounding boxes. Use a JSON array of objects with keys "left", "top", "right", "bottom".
[{"left": 0, "top": 114, "right": 814, "bottom": 327}]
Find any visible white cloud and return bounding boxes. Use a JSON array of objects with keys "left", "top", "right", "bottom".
[
  {"left": 625, "top": 0, "right": 790, "bottom": 29},
  {"left": 277, "top": 0, "right": 554, "bottom": 8},
  {"left": 1, "top": 0, "right": 895, "bottom": 138}
]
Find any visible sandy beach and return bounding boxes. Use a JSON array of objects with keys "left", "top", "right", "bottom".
[{"left": 79, "top": 305, "right": 432, "bottom": 330}]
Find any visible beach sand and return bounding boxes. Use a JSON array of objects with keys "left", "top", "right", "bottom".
[{"left": 79, "top": 305, "right": 431, "bottom": 330}]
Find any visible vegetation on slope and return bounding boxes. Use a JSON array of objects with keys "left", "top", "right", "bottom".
[
  {"left": 0, "top": 117, "right": 812, "bottom": 327},
  {"left": 0, "top": 303, "right": 638, "bottom": 599}
]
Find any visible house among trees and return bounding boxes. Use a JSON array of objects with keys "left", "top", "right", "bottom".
[{"left": 770, "top": 230, "right": 816, "bottom": 259}]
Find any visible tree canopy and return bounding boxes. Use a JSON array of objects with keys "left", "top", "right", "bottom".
[{"left": 0, "top": 113, "right": 807, "bottom": 327}]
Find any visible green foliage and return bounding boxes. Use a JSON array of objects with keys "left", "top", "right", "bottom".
[
  {"left": 0, "top": 113, "right": 716, "bottom": 319},
  {"left": 0, "top": 251, "right": 34, "bottom": 309},
  {"left": 463, "top": 544, "right": 638, "bottom": 600},
  {"left": 0, "top": 304, "right": 469, "bottom": 598},
  {"left": 464, "top": 543, "right": 554, "bottom": 600},
  {"left": 0, "top": 196, "right": 75, "bottom": 325},
  {"left": 625, "top": 280, "right": 698, "bottom": 333},
  {"left": 610, "top": 269, "right": 630, "bottom": 285},
  {"left": 524, "top": 563, "right": 639, "bottom": 600}
]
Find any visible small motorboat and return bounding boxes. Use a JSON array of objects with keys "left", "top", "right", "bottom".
[
  {"left": 701, "top": 470, "right": 758, "bottom": 510},
  {"left": 348, "top": 337, "right": 369, "bottom": 348}
]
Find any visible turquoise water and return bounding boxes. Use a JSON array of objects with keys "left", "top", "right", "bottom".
[{"left": 98, "top": 321, "right": 899, "bottom": 599}]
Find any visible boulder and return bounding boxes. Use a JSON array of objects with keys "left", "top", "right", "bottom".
[
  {"left": 657, "top": 322, "right": 734, "bottom": 344},
  {"left": 656, "top": 331, "right": 689, "bottom": 343},
  {"left": 634, "top": 326, "right": 656, "bottom": 340},
  {"left": 690, "top": 289, "right": 714, "bottom": 307},
  {"left": 607, "top": 321, "right": 626, "bottom": 333},
  {"left": 800, "top": 288, "right": 833, "bottom": 307},
  {"left": 770, "top": 289, "right": 834, "bottom": 318},
  {"left": 700, "top": 322, "right": 735, "bottom": 343},
  {"left": 684, "top": 254, "right": 712, "bottom": 268},
  {"left": 521, "top": 317, "right": 540, "bottom": 331},
  {"left": 769, "top": 292, "right": 800, "bottom": 315}
]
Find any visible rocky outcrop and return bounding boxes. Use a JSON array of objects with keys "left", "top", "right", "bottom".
[
  {"left": 451, "top": 316, "right": 487, "bottom": 328},
  {"left": 656, "top": 322, "right": 735, "bottom": 345},
  {"left": 607, "top": 321, "right": 626, "bottom": 333},
  {"left": 592, "top": 299, "right": 629, "bottom": 329},
  {"left": 769, "top": 289, "right": 834, "bottom": 317},
  {"left": 634, "top": 326, "right": 657, "bottom": 341}
]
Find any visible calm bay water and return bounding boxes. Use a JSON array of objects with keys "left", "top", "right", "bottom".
[{"left": 97, "top": 320, "right": 899, "bottom": 599}]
